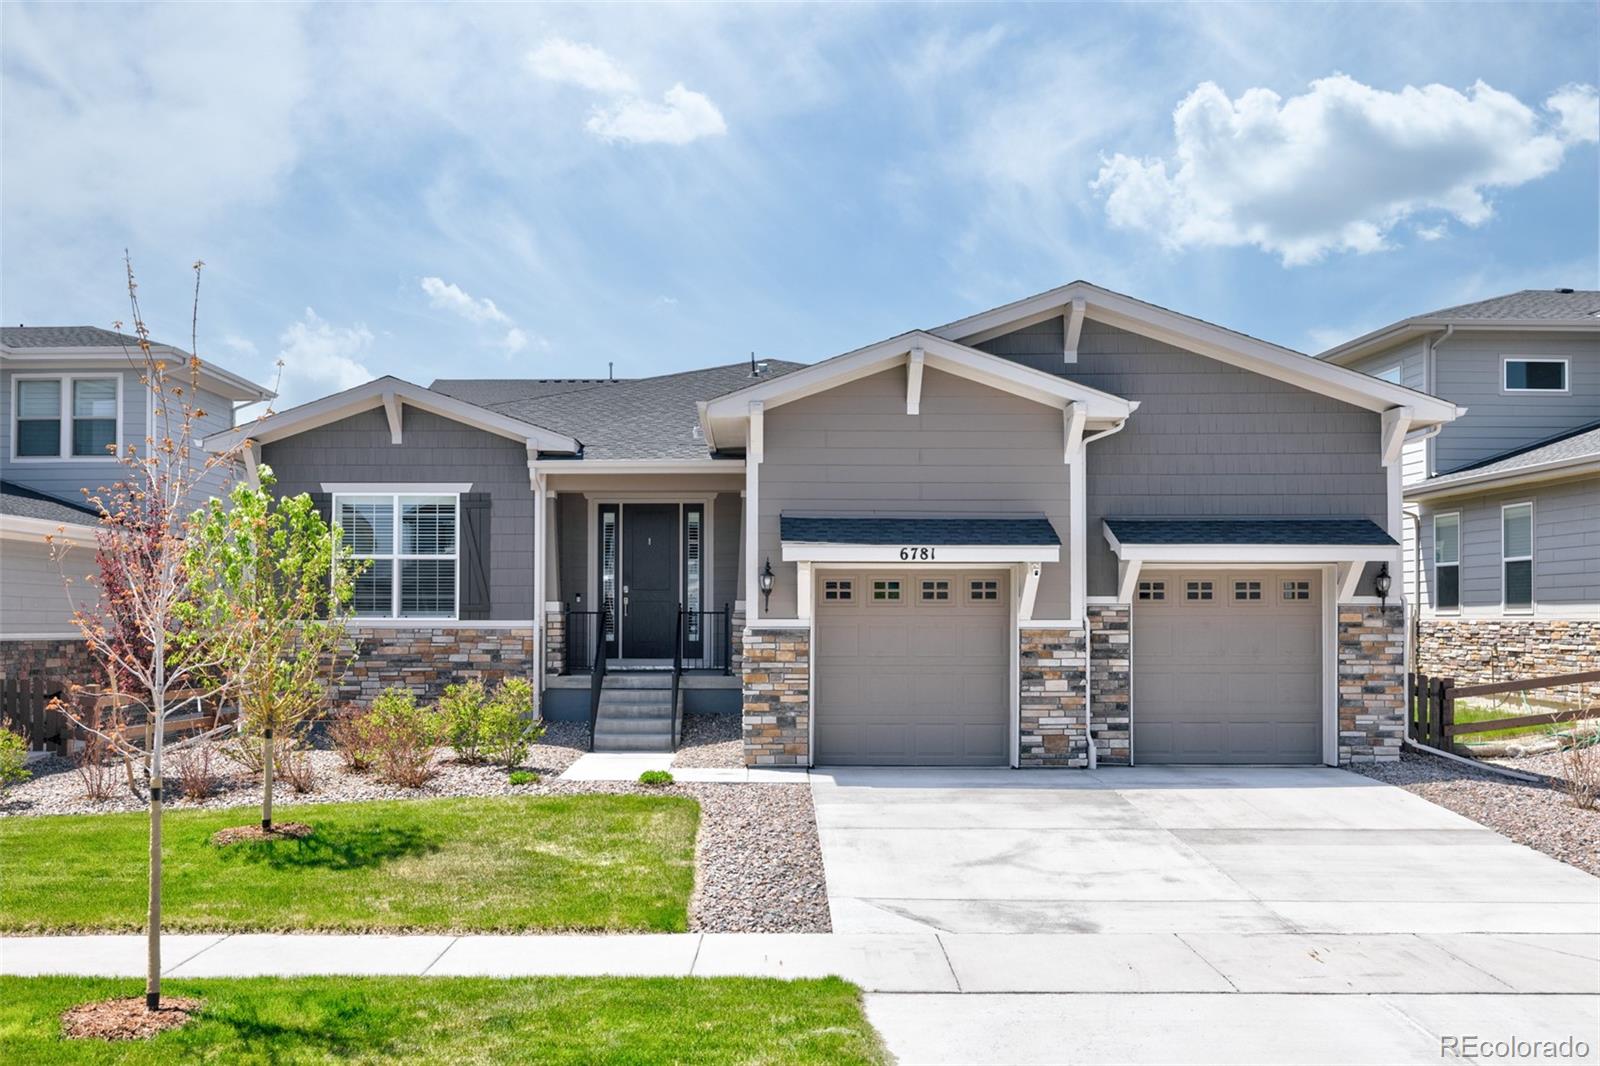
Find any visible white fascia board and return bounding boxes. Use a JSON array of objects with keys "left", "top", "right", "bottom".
[
  {"left": 529, "top": 459, "right": 745, "bottom": 475},
  {"left": 931, "top": 281, "right": 1462, "bottom": 425},
  {"left": 782, "top": 542, "right": 1061, "bottom": 563},
  {"left": 1319, "top": 320, "right": 1600, "bottom": 366},
  {"left": 1107, "top": 542, "right": 1397, "bottom": 565},
  {"left": 205, "top": 377, "right": 579, "bottom": 454},
  {"left": 1405, "top": 457, "right": 1600, "bottom": 501},
  {"left": 1, "top": 346, "right": 274, "bottom": 402},
  {"left": 0, "top": 514, "right": 99, "bottom": 545}
]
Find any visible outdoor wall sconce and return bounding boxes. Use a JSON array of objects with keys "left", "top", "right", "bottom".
[
  {"left": 760, "top": 558, "right": 775, "bottom": 611},
  {"left": 1374, "top": 563, "right": 1392, "bottom": 607}
]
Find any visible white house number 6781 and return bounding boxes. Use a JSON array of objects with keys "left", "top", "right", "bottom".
[{"left": 898, "top": 546, "right": 936, "bottom": 560}]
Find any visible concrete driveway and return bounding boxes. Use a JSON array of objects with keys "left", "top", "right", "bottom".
[{"left": 809, "top": 766, "right": 1600, "bottom": 1065}]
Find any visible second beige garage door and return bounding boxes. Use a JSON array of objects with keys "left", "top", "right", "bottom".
[
  {"left": 814, "top": 571, "right": 1010, "bottom": 766},
  {"left": 1132, "top": 570, "right": 1323, "bottom": 764}
]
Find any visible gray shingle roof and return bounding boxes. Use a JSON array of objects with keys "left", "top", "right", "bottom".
[
  {"left": 1105, "top": 518, "right": 1396, "bottom": 546},
  {"left": 1420, "top": 289, "right": 1600, "bottom": 322},
  {"left": 1420, "top": 420, "right": 1600, "bottom": 491},
  {"left": 427, "top": 378, "right": 623, "bottom": 405},
  {"left": 432, "top": 361, "right": 807, "bottom": 460},
  {"left": 781, "top": 514, "right": 1061, "bottom": 546},
  {"left": 0, "top": 481, "right": 100, "bottom": 526},
  {"left": 2, "top": 325, "right": 151, "bottom": 349}
]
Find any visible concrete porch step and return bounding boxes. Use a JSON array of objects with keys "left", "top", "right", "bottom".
[
  {"left": 600, "top": 673, "right": 674, "bottom": 690},
  {"left": 595, "top": 714, "right": 674, "bottom": 734},
  {"left": 592, "top": 731, "right": 675, "bottom": 752}
]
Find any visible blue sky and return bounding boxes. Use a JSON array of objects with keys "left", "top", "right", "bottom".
[{"left": 3, "top": 2, "right": 1596, "bottom": 408}]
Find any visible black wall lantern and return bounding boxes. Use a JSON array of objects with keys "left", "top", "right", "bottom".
[
  {"left": 1374, "top": 563, "right": 1392, "bottom": 607},
  {"left": 759, "top": 558, "right": 775, "bottom": 611}
]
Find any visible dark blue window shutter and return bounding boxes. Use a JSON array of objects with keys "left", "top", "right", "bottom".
[
  {"left": 461, "top": 492, "right": 492, "bottom": 620},
  {"left": 310, "top": 493, "right": 334, "bottom": 619}
]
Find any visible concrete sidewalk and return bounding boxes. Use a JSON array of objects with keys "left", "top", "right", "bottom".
[
  {"left": 557, "top": 752, "right": 809, "bottom": 783},
  {"left": 5, "top": 931, "right": 1596, "bottom": 995}
]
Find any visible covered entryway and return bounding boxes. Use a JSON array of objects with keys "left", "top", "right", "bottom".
[
  {"left": 814, "top": 569, "right": 1011, "bottom": 765},
  {"left": 1132, "top": 569, "right": 1322, "bottom": 763}
]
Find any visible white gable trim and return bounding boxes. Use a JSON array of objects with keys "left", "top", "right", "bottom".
[
  {"left": 203, "top": 376, "right": 579, "bottom": 454},
  {"left": 931, "top": 281, "right": 1462, "bottom": 425}
]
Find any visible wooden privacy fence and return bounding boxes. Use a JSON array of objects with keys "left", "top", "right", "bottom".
[
  {"left": 1411, "top": 669, "right": 1600, "bottom": 749},
  {"left": 1, "top": 677, "right": 72, "bottom": 752}
]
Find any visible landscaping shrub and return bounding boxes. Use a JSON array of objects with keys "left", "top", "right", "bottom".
[
  {"left": 171, "top": 743, "right": 220, "bottom": 801},
  {"left": 440, "top": 680, "right": 489, "bottom": 763},
  {"left": 72, "top": 703, "right": 122, "bottom": 803},
  {"left": 364, "top": 687, "right": 445, "bottom": 789},
  {"left": 0, "top": 727, "right": 31, "bottom": 793},
  {"left": 638, "top": 770, "right": 673, "bottom": 786},
  {"left": 328, "top": 707, "right": 375, "bottom": 772},
  {"left": 1557, "top": 729, "right": 1599, "bottom": 810},
  {"left": 280, "top": 743, "right": 318, "bottom": 794},
  {"left": 481, "top": 677, "right": 543, "bottom": 769},
  {"left": 508, "top": 770, "right": 538, "bottom": 786}
]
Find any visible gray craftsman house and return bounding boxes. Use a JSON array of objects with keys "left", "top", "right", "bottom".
[
  {"left": 192, "top": 281, "right": 1459, "bottom": 768},
  {"left": 1318, "top": 290, "right": 1599, "bottom": 686}
]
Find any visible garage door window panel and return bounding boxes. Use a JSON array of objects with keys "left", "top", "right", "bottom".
[
  {"left": 822, "top": 578, "right": 855, "bottom": 602},
  {"left": 1136, "top": 579, "right": 1166, "bottom": 602},
  {"left": 1232, "top": 578, "right": 1263, "bottom": 603},
  {"left": 869, "top": 578, "right": 905, "bottom": 605},
  {"left": 967, "top": 577, "right": 1000, "bottom": 602},
  {"left": 1183, "top": 578, "right": 1215, "bottom": 603},
  {"left": 1281, "top": 578, "right": 1313, "bottom": 602},
  {"left": 919, "top": 578, "right": 952, "bottom": 603}
]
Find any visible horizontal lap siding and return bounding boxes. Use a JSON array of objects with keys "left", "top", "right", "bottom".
[
  {"left": 758, "top": 366, "right": 1071, "bottom": 618},
  {"left": 1, "top": 537, "right": 97, "bottom": 634},
  {"left": 980, "top": 320, "right": 1388, "bottom": 598},
  {"left": 261, "top": 408, "right": 535, "bottom": 620},
  {"left": 1433, "top": 332, "right": 1600, "bottom": 473}
]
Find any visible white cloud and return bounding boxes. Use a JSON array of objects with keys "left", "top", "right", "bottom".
[
  {"left": 420, "top": 275, "right": 513, "bottom": 325},
  {"left": 499, "top": 327, "right": 529, "bottom": 354},
  {"left": 586, "top": 84, "right": 727, "bottom": 145},
  {"left": 525, "top": 38, "right": 637, "bottom": 94},
  {"left": 269, "top": 308, "right": 374, "bottom": 409},
  {"left": 1093, "top": 76, "right": 1599, "bottom": 265}
]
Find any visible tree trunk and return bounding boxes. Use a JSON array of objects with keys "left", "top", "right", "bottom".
[
  {"left": 261, "top": 725, "right": 274, "bottom": 831},
  {"left": 147, "top": 648, "right": 165, "bottom": 1012}
]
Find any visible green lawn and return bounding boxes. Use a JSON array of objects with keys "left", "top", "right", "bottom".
[
  {"left": 0, "top": 794, "right": 697, "bottom": 934},
  {"left": 0, "top": 975, "right": 888, "bottom": 1065},
  {"left": 1450, "top": 699, "right": 1589, "bottom": 743}
]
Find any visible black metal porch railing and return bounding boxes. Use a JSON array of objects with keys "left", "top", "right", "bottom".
[
  {"left": 564, "top": 609, "right": 604, "bottom": 675},
  {"left": 587, "top": 608, "right": 610, "bottom": 752},
  {"left": 678, "top": 603, "right": 733, "bottom": 675}
]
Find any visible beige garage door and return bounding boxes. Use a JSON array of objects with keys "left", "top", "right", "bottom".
[
  {"left": 814, "top": 571, "right": 1010, "bottom": 766},
  {"left": 1132, "top": 570, "right": 1323, "bottom": 764}
]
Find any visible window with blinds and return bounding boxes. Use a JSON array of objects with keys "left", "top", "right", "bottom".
[
  {"left": 336, "top": 493, "right": 458, "bottom": 619},
  {"left": 1502, "top": 503, "right": 1533, "bottom": 611}
]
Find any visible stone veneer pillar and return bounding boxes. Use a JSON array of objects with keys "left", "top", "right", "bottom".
[
  {"left": 1337, "top": 605, "right": 1405, "bottom": 764},
  {"left": 1087, "top": 605, "right": 1132, "bottom": 765},
  {"left": 544, "top": 608, "right": 566, "bottom": 675},
  {"left": 1018, "top": 628, "right": 1088, "bottom": 767},
  {"left": 741, "top": 627, "right": 809, "bottom": 766},
  {"left": 1418, "top": 618, "right": 1600, "bottom": 686}
]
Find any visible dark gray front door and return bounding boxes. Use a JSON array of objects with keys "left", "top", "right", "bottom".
[{"left": 622, "top": 504, "right": 677, "bottom": 658}]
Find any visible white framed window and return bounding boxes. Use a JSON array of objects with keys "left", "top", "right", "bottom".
[
  {"left": 919, "top": 578, "right": 951, "bottom": 603},
  {"left": 1375, "top": 364, "right": 1403, "bottom": 385},
  {"left": 1433, "top": 512, "right": 1460, "bottom": 612},
  {"left": 822, "top": 578, "right": 854, "bottom": 602},
  {"left": 1184, "top": 579, "right": 1214, "bottom": 602},
  {"left": 968, "top": 577, "right": 1000, "bottom": 602},
  {"left": 869, "top": 577, "right": 903, "bottom": 604},
  {"left": 1136, "top": 579, "right": 1166, "bottom": 602},
  {"left": 11, "top": 374, "right": 121, "bottom": 459},
  {"left": 1501, "top": 502, "right": 1533, "bottom": 612},
  {"left": 336, "top": 492, "right": 459, "bottom": 619},
  {"left": 1502, "top": 358, "right": 1568, "bottom": 393},
  {"left": 1232, "top": 578, "right": 1263, "bottom": 602},
  {"left": 1281, "top": 578, "right": 1312, "bottom": 602}
]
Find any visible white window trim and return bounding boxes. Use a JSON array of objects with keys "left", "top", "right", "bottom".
[
  {"left": 1374, "top": 363, "right": 1404, "bottom": 385},
  {"left": 1432, "top": 511, "right": 1461, "bottom": 614},
  {"left": 334, "top": 491, "right": 461, "bottom": 621},
  {"left": 10, "top": 372, "right": 123, "bottom": 462},
  {"left": 1500, "top": 500, "right": 1534, "bottom": 614},
  {"left": 1500, "top": 356, "right": 1570, "bottom": 395}
]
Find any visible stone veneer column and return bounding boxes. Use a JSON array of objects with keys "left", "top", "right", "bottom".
[
  {"left": 1018, "top": 628, "right": 1088, "bottom": 767},
  {"left": 741, "top": 627, "right": 809, "bottom": 766},
  {"left": 334, "top": 625, "right": 538, "bottom": 708},
  {"left": 1337, "top": 605, "right": 1405, "bottom": 764},
  {"left": 544, "top": 608, "right": 566, "bottom": 675},
  {"left": 729, "top": 608, "right": 746, "bottom": 673},
  {"left": 1419, "top": 618, "right": 1600, "bottom": 686},
  {"left": 1087, "top": 605, "right": 1132, "bottom": 765}
]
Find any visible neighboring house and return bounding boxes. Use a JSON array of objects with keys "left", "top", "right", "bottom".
[
  {"left": 0, "top": 326, "right": 273, "bottom": 684},
  {"left": 200, "top": 281, "right": 1458, "bottom": 768},
  {"left": 1318, "top": 290, "right": 1600, "bottom": 684}
]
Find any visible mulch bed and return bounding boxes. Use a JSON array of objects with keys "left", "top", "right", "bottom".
[
  {"left": 61, "top": 996, "right": 201, "bottom": 1040},
  {"left": 210, "top": 821, "right": 314, "bottom": 846}
]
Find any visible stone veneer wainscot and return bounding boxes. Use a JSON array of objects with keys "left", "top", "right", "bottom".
[
  {"left": 1019, "top": 628, "right": 1088, "bottom": 767},
  {"left": 742, "top": 627, "right": 809, "bottom": 766},
  {"left": 1336, "top": 605, "right": 1405, "bottom": 764},
  {"left": 0, "top": 638, "right": 99, "bottom": 685},
  {"left": 333, "top": 625, "right": 538, "bottom": 707},
  {"left": 1419, "top": 618, "right": 1600, "bottom": 687}
]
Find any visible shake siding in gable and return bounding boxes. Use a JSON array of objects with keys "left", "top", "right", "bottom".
[
  {"left": 1346, "top": 337, "right": 1430, "bottom": 602},
  {"left": 979, "top": 319, "right": 1388, "bottom": 598},
  {"left": 260, "top": 407, "right": 536, "bottom": 620},
  {"left": 757, "top": 365, "right": 1072, "bottom": 618}
]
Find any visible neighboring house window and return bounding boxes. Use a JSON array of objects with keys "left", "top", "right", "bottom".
[
  {"left": 12, "top": 375, "right": 119, "bottom": 458},
  {"left": 822, "top": 579, "right": 853, "bottom": 602},
  {"left": 1375, "top": 364, "right": 1403, "bottom": 385},
  {"left": 1433, "top": 513, "right": 1460, "bottom": 611},
  {"left": 1502, "top": 503, "right": 1533, "bottom": 612},
  {"left": 1503, "top": 358, "right": 1568, "bottom": 392},
  {"left": 1136, "top": 580, "right": 1165, "bottom": 602},
  {"left": 336, "top": 493, "right": 459, "bottom": 619}
]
